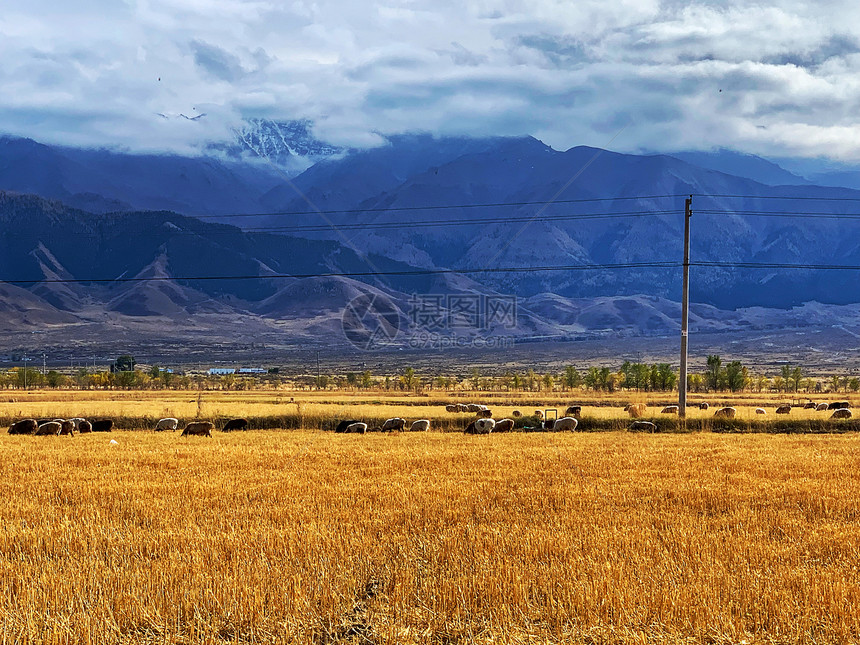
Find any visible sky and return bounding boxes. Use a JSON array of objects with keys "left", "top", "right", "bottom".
[{"left": 2, "top": 0, "right": 860, "bottom": 160}]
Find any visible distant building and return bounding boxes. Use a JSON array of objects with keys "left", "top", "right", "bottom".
[
  {"left": 208, "top": 368, "right": 236, "bottom": 375},
  {"left": 238, "top": 368, "right": 267, "bottom": 374}
]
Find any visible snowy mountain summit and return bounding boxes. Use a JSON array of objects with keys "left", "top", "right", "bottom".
[{"left": 226, "top": 119, "right": 343, "bottom": 174}]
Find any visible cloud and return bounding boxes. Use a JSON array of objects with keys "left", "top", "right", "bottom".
[
  {"left": 1, "top": 0, "right": 860, "bottom": 160},
  {"left": 190, "top": 40, "right": 246, "bottom": 81}
]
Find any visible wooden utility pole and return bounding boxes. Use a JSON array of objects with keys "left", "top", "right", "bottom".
[{"left": 679, "top": 196, "right": 692, "bottom": 419}]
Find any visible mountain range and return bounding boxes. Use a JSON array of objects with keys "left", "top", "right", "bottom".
[{"left": 4, "top": 123, "right": 860, "bottom": 352}]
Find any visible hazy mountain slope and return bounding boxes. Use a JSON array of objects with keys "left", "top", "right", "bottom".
[
  {"left": 0, "top": 136, "right": 282, "bottom": 216},
  {"left": 259, "top": 138, "right": 860, "bottom": 309},
  {"left": 0, "top": 281, "right": 79, "bottom": 329},
  {"left": 668, "top": 150, "right": 810, "bottom": 186},
  {"left": 257, "top": 134, "right": 519, "bottom": 218}
]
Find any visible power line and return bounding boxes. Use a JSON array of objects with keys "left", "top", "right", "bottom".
[
  {"left": 0, "top": 262, "right": 683, "bottom": 286},
  {"left": 235, "top": 209, "right": 674, "bottom": 233},
  {"left": 195, "top": 194, "right": 690, "bottom": 220},
  {"left": 695, "top": 193, "right": 860, "bottom": 202},
  {"left": 0, "top": 209, "right": 678, "bottom": 240},
  {"left": 698, "top": 209, "right": 860, "bottom": 220},
  {"left": 4, "top": 258, "right": 859, "bottom": 288},
  {"left": 5, "top": 206, "right": 860, "bottom": 242},
  {"left": 693, "top": 261, "right": 860, "bottom": 270}
]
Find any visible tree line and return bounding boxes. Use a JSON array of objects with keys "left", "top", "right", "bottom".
[{"left": 2, "top": 355, "right": 859, "bottom": 393}]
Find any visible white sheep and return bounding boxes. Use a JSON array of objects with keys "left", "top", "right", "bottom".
[
  {"left": 156, "top": 417, "right": 179, "bottom": 431},
  {"left": 552, "top": 417, "right": 579, "bottom": 432},
  {"left": 474, "top": 418, "right": 495, "bottom": 434}
]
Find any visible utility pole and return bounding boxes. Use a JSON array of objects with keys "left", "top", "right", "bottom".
[{"left": 679, "top": 195, "right": 692, "bottom": 419}]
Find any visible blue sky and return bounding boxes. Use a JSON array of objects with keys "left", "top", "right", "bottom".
[{"left": 2, "top": 0, "right": 860, "bottom": 159}]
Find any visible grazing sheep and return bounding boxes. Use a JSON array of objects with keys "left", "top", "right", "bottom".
[
  {"left": 69, "top": 417, "right": 86, "bottom": 430},
  {"left": 181, "top": 422, "right": 214, "bottom": 437},
  {"left": 335, "top": 419, "right": 361, "bottom": 433},
  {"left": 382, "top": 418, "right": 406, "bottom": 432},
  {"left": 445, "top": 404, "right": 458, "bottom": 413},
  {"left": 775, "top": 405, "right": 791, "bottom": 415},
  {"left": 156, "top": 417, "right": 179, "bottom": 432},
  {"left": 466, "top": 404, "right": 482, "bottom": 413},
  {"left": 456, "top": 404, "right": 469, "bottom": 413},
  {"left": 512, "top": 410, "right": 522, "bottom": 418},
  {"left": 222, "top": 418, "right": 249, "bottom": 432},
  {"left": 8, "top": 419, "right": 37, "bottom": 435},
  {"left": 755, "top": 408, "right": 767, "bottom": 415},
  {"left": 345, "top": 422, "right": 368, "bottom": 434},
  {"left": 828, "top": 401, "right": 850, "bottom": 410},
  {"left": 410, "top": 419, "right": 430, "bottom": 432},
  {"left": 494, "top": 419, "right": 514, "bottom": 433},
  {"left": 35, "top": 421, "right": 61, "bottom": 436},
  {"left": 699, "top": 403, "right": 709, "bottom": 410},
  {"left": 552, "top": 417, "right": 578, "bottom": 432},
  {"left": 78, "top": 420, "right": 92, "bottom": 433},
  {"left": 59, "top": 420, "right": 75, "bottom": 436},
  {"left": 629, "top": 421, "right": 657, "bottom": 433},
  {"left": 565, "top": 406, "right": 581, "bottom": 417},
  {"left": 661, "top": 405, "right": 679, "bottom": 414},
  {"left": 627, "top": 404, "right": 646, "bottom": 418},
  {"left": 816, "top": 403, "right": 829, "bottom": 411},
  {"left": 91, "top": 419, "right": 113, "bottom": 432},
  {"left": 803, "top": 402, "right": 817, "bottom": 409},
  {"left": 464, "top": 421, "right": 477, "bottom": 434},
  {"left": 714, "top": 407, "right": 737, "bottom": 418},
  {"left": 479, "top": 409, "right": 493, "bottom": 418},
  {"left": 831, "top": 408, "right": 852, "bottom": 419},
  {"left": 533, "top": 410, "right": 544, "bottom": 420},
  {"left": 474, "top": 418, "right": 495, "bottom": 434}
]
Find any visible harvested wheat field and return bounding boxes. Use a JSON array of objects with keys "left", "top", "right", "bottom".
[{"left": 1, "top": 431, "right": 859, "bottom": 643}]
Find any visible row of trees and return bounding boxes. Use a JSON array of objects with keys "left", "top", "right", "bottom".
[
  {"left": 0, "top": 367, "right": 191, "bottom": 390},
  {"left": 329, "top": 359, "right": 859, "bottom": 394},
  {"left": 4, "top": 355, "right": 860, "bottom": 393}
]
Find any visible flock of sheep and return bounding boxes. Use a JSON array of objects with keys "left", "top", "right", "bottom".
[
  {"left": 639, "top": 400, "right": 853, "bottom": 420},
  {"left": 6, "top": 400, "right": 854, "bottom": 438},
  {"left": 333, "top": 418, "right": 430, "bottom": 434},
  {"left": 331, "top": 403, "right": 584, "bottom": 436},
  {"left": 6, "top": 416, "right": 250, "bottom": 437}
]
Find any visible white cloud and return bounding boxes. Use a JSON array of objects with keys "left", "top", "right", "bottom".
[{"left": 1, "top": 0, "right": 860, "bottom": 160}]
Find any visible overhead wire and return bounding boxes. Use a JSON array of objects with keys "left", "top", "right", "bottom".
[
  {"left": 0, "top": 262, "right": 685, "bottom": 286},
  {"left": 4, "top": 192, "right": 860, "bottom": 285},
  {"left": 694, "top": 193, "right": 860, "bottom": 202},
  {"left": 194, "top": 193, "right": 690, "bottom": 220},
  {"left": 3, "top": 258, "right": 860, "bottom": 287}
]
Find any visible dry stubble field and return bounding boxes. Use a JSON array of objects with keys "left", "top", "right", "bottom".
[{"left": 2, "top": 417, "right": 860, "bottom": 644}]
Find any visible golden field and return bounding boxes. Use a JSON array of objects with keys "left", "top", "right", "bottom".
[{"left": 2, "top": 425, "right": 860, "bottom": 643}]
